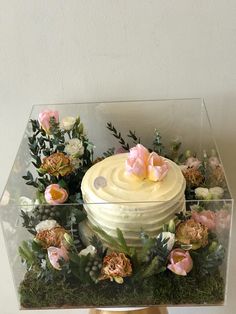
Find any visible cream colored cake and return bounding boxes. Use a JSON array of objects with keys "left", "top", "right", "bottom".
[{"left": 80, "top": 153, "right": 186, "bottom": 247}]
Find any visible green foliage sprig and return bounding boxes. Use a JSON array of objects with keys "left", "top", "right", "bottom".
[{"left": 106, "top": 122, "right": 130, "bottom": 151}]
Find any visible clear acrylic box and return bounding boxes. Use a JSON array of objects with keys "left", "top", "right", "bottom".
[{"left": 0, "top": 99, "right": 233, "bottom": 309}]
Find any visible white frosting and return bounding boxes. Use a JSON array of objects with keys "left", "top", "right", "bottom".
[{"left": 81, "top": 153, "right": 186, "bottom": 247}]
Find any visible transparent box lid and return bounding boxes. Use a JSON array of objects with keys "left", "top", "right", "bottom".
[{"left": 0, "top": 99, "right": 233, "bottom": 309}]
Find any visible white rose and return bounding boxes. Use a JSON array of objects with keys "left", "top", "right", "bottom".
[
  {"left": 61, "top": 116, "right": 76, "bottom": 131},
  {"left": 79, "top": 245, "right": 97, "bottom": 257},
  {"left": 65, "top": 138, "right": 84, "bottom": 157},
  {"left": 157, "top": 232, "right": 175, "bottom": 251},
  {"left": 35, "top": 219, "right": 59, "bottom": 233},
  {"left": 195, "top": 187, "right": 211, "bottom": 200},
  {"left": 19, "top": 196, "right": 35, "bottom": 213},
  {"left": 209, "top": 187, "right": 224, "bottom": 200}
]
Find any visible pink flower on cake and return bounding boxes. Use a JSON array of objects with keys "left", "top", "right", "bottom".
[
  {"left": 44, "top": 184, "right": 68, "bottom": 205},
  {"left": 147, "top": 152, "right": 169, "bottom": 182},
  {"left": 38, "top": 109, "right": 59, "bottom": 134},
  {"left": 167, "top": 248, "right": 193, "bottom": 276},
  {"left": 125, "top": 144, "right": 149, "bottom": 179},
  {"left": 47, "top": 246, "right": 69, "bottom": 270},
  {"left": 192, "top": 210, "right": 216, "bottom": 230}
]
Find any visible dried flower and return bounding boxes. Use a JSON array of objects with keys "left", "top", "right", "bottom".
[
  {"left": 147, "top": 152, "right": 169, "bottom": 182},
  {"left": 38, "top": 110, "right": 59, "bottom": 134},
  {"left": 180, "top": 157, "right": 204, "bottom": 187},
  {"left": 182, "top": 168, "right": 204, "bottom": 187},
  {"left": 47, "top": 246, "right": 69, "bottom": 270},
  {"left": 44, "top": 184, "right": 68, "bottom": 205},
  {"left": 176, "top": 218, "right": 208, "bottom": 250},
  {"left": 36, "top": 226, "right": 69, "bottom": 249},
  {"left": 167, "top": 248, "right": 193, "bottom": 276},
  {"left": 65, "top": 138, "right": 84, "bottom": 158},
  {"left": 192, "top": 210, "right": 216, "bottom": 230},
  {"left": 60, "top": 116, "right": 76, "bottom": 131},
  {"left": 99, "top": 252, "right": 132, "bottom": 284},
  {"left": 39, "top": 152, "right": 73, "bottom": 177},
  {"left": 210, "top": 165, "right": 225, "bottom": 187}
]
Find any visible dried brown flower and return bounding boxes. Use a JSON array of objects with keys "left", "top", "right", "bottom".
[
  {"left": 209, "top": 165, "right": 226, "bottom": 187},
  {"left": 99, "top": 252, "right": 132, "bottom": 284},
  {"left": 36, "top": 226, "right": 69, "bottom": 248},
  {"left": 176, "top": 218, "right": 208, "bottom": 250},
  {"left": 182, "top": 168, "right": 204, "bottom": 187},
  {"left": 39, "top": 152, "right": 73, "bottom": 177}
]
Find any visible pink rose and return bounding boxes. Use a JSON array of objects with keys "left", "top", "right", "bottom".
[
  {"left": 147, "top": 152, "right": 169, "bottom": 182},
  {"left": 38, "top": 109, "right": 59, "bottom": 134},
  {"left": 215, "top": 209, "right": 231, "bottom": 232},
  {"left": 192, "top": 210, "right": 216, "bottom": 230},
  {"left": 47, "top": 246, "right": 69, "bottom": 270},
  {"left": 168, "top": 248, "right": 193, "bottom": 276},
  {"left": 125, "top": 144, "right": 149, "bottom": 179},
  {"left": 44, "top": 184, "right": 68, "bottom": 205}
]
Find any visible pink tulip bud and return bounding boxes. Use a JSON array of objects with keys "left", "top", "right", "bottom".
[
  {"left": 38, "top": 110, "right": 59, "bottom": 134},
  {"left": 167, "top": 248, "right": 193, "bottom": 276},
  {"left": 47, "top": 246, "right": 69, "bottom": 270},
  {"left": 44, "top": 184, "right": 68, "bottom": 205},
  {"left": 147, "top": 152, "right": 169, "bottom": 182}
]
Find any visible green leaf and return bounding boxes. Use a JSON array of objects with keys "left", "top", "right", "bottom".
[
  {"left": 141, "top": 256, "right": 159, "bottom": 278},
  {"left": 93, "top": 226, "right": 120, "bottom": 250},
  {"left": 116, "top": 228, "right": 129, "bottom": 254},
  {"left": 58, "top": 179, "right": 67, "bottom": 189},
  {"left": 69, "top": 252, "right": 80, "bottom": 264}
]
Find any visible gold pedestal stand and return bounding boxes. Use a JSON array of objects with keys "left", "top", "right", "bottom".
[{"left": 90, "top": 307, "right": 168, "bottom": 314}]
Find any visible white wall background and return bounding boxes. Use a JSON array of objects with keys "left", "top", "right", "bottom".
[{"left": 0, "top": 1, "right": 236, "bottom": 314}]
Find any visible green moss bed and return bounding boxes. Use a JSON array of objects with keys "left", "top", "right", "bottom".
[{"left": 19, "top": 269, "right": 224, "bottom": 309}]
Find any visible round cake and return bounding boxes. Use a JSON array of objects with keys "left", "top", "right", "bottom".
[{"left": 80, "top": 153, "right": 186, "bottom": 247}]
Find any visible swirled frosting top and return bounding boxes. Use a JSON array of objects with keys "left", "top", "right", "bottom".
[{"left": 81, "top": 153, "right": 185, "bottom": 204}]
